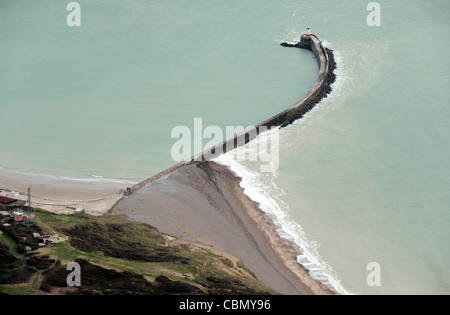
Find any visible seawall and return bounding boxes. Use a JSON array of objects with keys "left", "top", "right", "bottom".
[{"left": 127, "top": 34, "right": 336, "bottom": 193}]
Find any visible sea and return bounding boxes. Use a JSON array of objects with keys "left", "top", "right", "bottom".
[{"left": 1, "top": 0, "right": 449, "bottom": 294}]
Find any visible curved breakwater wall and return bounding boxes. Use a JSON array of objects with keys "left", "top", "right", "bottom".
[{"left": 128, "top": 34, "right": 336, "bottom": 193}]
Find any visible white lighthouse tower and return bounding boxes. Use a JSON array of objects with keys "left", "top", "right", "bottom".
[{"left": 306, "top": 26, "right": 311, "bottom": 37}]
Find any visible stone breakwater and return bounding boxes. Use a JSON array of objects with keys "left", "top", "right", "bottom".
[
  {"left": 278, "top": 34, "right": 336, "bottom": 127},
  {"left": 128, "top": 34, "right": 336, "bottom": 193}
]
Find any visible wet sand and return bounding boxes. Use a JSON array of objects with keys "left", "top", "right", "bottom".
[{"left": 112, "top": 161, "right": 333, "bottom": 295}]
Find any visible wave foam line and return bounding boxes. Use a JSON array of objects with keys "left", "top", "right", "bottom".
[
  {"left": 214, "top": 148, "right": 355, "bottom": 295},
  {"left": 0, "top": 165, "right": 138, "bottom": 186},
  {"left": 213, "top": 42, "right": 355, "bottom": 294}
]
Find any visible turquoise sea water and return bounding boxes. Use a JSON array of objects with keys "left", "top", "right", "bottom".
[
  {"left": 1, "top": 1, "right": 449, "bottom": 294},
  {"left": 0, "top": 0, "right": 317, "bottom": 180}
]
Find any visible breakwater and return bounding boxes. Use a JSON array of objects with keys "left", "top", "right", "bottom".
[{"left": 127, "top": 34, "right": 336, "bottom": 193}]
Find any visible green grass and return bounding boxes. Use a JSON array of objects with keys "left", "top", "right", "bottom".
[
  {"left": 0, "top": 233, "right": 22, "bottom": 258},
  {"left": 0, "top": 200, "right": 25, "bottom": 209},
  {"left": 0, "top": 231, "right": 50, "bottom": 295},
  {"left": 0, "top": 209, "right": 276, "bottom": 295}
]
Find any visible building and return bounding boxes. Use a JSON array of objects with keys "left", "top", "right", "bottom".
[
  {"left": 0, "top": 211, "right": 12, "bottom": 218},
  {"left": 14, "top": 209, "right": 23, "bottom": 222},
  {"left": 0, "top": 196, "right": 17, "bottom": 205}
]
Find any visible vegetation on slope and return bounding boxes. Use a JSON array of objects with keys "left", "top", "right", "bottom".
[{"left": 0, "top": 208, "right": 276, "bottom": 295}]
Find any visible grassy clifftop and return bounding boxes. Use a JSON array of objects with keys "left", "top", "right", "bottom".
[{"left": 0, "top": 209, "right": 276, "bottom": 295}]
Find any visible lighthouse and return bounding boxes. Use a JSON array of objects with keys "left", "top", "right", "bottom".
[{"left": 306, "top": 26, "right": 311, "bottom": 37}]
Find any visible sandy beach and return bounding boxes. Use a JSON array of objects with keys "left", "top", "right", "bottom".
[
  {"left": 112, "top": 161, "right": 333, "bottom": 295},
  {"left": 1, "top": 161, "right": 334, "bottom": 295},
  {"left": 0, "top": 170, "right": 126, "bottom": 216}
]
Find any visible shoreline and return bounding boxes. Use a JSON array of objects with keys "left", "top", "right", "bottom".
[
  {"left": 112, "top": 161, "right": 334, "bottom": 295},
  {"left": 1, "top": 34, "right": 335, "bottom": 209},
  {"left": 0, "top": 169, "right": 126, "bottom": 216}
]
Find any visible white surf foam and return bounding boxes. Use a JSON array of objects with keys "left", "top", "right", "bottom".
[
  {"left": 0, "top": 166, "right": 138, "bottom": 186},
  {"left": 213, "top": 42, "right": 356, "bottom": 295}
]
